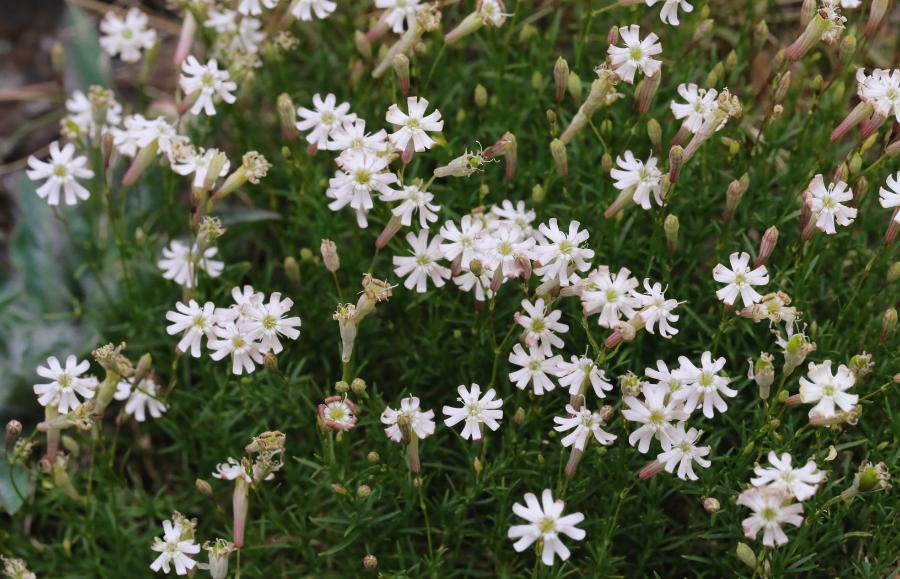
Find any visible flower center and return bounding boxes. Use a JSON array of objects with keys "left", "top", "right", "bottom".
[
  {"left": 822, "top": 384, "right": 835, "bottom": 397},
  {"left": 328, "top": 406, "right": 346, "bottom": 421},
  {"left": 54, "top": 165, "right": 69, "bottom": 178},
  {"left": 202, "top": 72, "right": 215, "bottom": 88},
  {"left": 538, "top": 517, "right": 556, "bottom": 534},
  {"left": 605, "top": 289, "right": 618, "bottom": 302},
  {"left": 629, "top": 47, "right": 644, "bottom": 61},
  {"left": 406, "top": 118, "right": 421, "bottom": 129},
  {"left": 761, "top": 507, "right": 776, "bottom": 521},
  {"left": 530, "top": 318, "right": 546, "bottom": 333},
  {"left": 262, "top": 314, "right": 276, "bottom": 330},
  {"left": 699, "top": 372, "right": 714, "bottom": 388},
  {"left": 466, "top": 402, "right": 481, "bottom": 417},
  {"left": 58, "top": 374, "right": 72, "bottom": 388},
  {"left": 354, "top": 169, "right": 372, "bottom": 185},
  {"left": 677, "top": 441, "right": 691, "bottom": 452},
  {"left": 668, "top": 379, "right": 681, "bottom": 393},
  {"left": 321, "top": 112, "right": 335, "bottom": 124},
  {"left": 416, "top": 254, "right": 431, "bottom": 266},
  {"left": 558, "top": 240, "right": 573, "bottom": 255},
  {"left": 192, "top": 314, "right": 206, "bottom": 328},
  {"left": 649, "top": 410, "right": 664, "bottom": 425}
]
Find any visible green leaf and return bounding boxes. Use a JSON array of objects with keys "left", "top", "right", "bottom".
[{"left": 0, "top": 460, "right": 33, "bottom": 515}]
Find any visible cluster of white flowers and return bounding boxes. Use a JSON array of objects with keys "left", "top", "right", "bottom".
[{"left": 165, "top": 286, "right": 301, "bottom": 375}]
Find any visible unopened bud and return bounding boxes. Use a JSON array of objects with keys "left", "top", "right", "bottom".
[
  {"left": 554, "top": 57, "right": 569, "bottom": 103},
  {"left": 849, "top": 352, "right": 874, "bottom": 379},
  {"left": 332, "top": 483, "right": 348, "bottom": 495},
  {"left": 748, "top": 353, "right": 775, "bottom": 399},
  {"left": 5, "top": 420, "right": 22, "bottom": 445},
  {"left": 635, "top": 72, "right": 661, "bottom": 115},
  {"left": 839, "top": 34, "right": 856, "bottom": 63},
  {"left": 393, "top": 54, "right": 410, "bottom": 96},
  {"left": 754, "top": 20, "right": 769, "bottom": 46},
  {"left": 602, "top": 152, "right": 614, "bottom": 173},
  {"left": 264, "top": 352, "right": 279, "bottom": 374},
  {"left": 196, "top": 478, "right": 214, "bottom": 497},
  {"left": 864, "top": 0, "right": 889, "bottom": 36},
  {"left": 550, "top": 139, "right": 568, "bottom": 177},
  {"left": 886, "top": 139, "right": 900, "bottom": 158},
  {"left": 755, "top": 226, "right": 779, "bottom": 268},
  {"left": 566, "top": 72, "right": 582, "bottom": 105},
  {"left": 723, "top": 178, "right": 746, "bottom": 222},
  {"left": 474, "top": 84, "right": 488, "bottom": 109},
  {"left": 736, "top": 543, "right": 758, "bottom": 570},
  {"left": 668, "top": 145, "right": 684, "bottom": 182},
  {"left": 284, "top": 256, "right": 300, "bottom": 289},
  {"left": 701, "top": 496, "right": 720, "bottom": 513},
  {"left": 351, "top": 378, "right": 367, "bottom": 396},
  {"left": 277, "top": 93, "right": 297, "bottom": 140},
  {"left": 647, "top": 119, "right": 662, "bottom": 152},
  {"left": 321, "top": 239, "right": 340, "bottom": 273},
  {"left": 355, "top": 30, "right": 372, "bottom": 60},
  {"left": 530, "top": 71, "right": 543, "bottom": 91},
  {"left": 357, "top": 484, "right": 371, "bottom": 498},
  {"left": 618, "top": 372, "right": 643, "bottom": 397},
  {"left": 887, "top": 262, "right": 900, "bottom": 283},
  {"left": 363, "top": 554, "right": 378, "bottom": 571},
  {"left": 607, "top": 25, "right": 619, "bottom": 45},
  {"left": 881, "top": 308, "right": 897, "bottom": 341},
  {"left": 800, "top": 0, "right": 816, "bottom": 24},
  {"left": 473, "top": 456, "right": 483, "bottom": 475},
  {"left": 664, "top": 214, "right": 679, "bottom": 253},
  {"left": 335, "top": 380, "right": 350, "bottom": 394},
  {"left": 532, "top": 183, "right": 546, "bottom": 204},
  {"left": 367, "top": 451, "right": 380, "bottom": 464},
  {"left": 514, "top": 407, "right": 526, "bottom": 425},
  {"left": 774, "top": 71, "right": 791, "bottom": 104}
]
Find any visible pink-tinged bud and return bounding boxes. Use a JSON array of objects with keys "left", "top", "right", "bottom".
[
  {"left": 355, "top": 30, "right": 372, "bottom": 60},
  {"left": 122, "top": 140, "right": 159, "bottom": 187},
  {"left": 664, "top": 214, "right": 679, "bottom": 253},
  {"left": 174, "top": 11, "right": 196, "bottom": 66},
  {"left": 277, "top": 93, "right": 298, "bottom": 141},
  {"left": 550, "top": 139, "right": 568, "bottom": 177},
  {"left": 445, "top": 11, "right": 484, "bottom": 45},
  {"left": 885, "top": 208, "right": 900, "bottom": 244},
  {"left": 859, "top": 112, "right": 887, "bottom": 140},
  {"left": 635, "top": 72, "right": 662, "bottom": 115},
  {"left": 774, "top": 71, "right": 791, "bottom": 105},
  {"left": 668, "top": 145, "right": 684, "bottom": 183},
  {"left": 831, "top": 102, "right": 875, "bottom": 142},
  {"left": 607, "top": 25, "right": 619, "bottom": 45},
  {"left": 321, "top": 239, "right": 340, "bottom": 272},
  {"left": 722, "top": 178, "right": 746, "bottom": 223},
  {"left": 564, "top": 447, "right": 583, "bottom": 478},
  {"left": 605, "top": 187, "right": 635, "bottom": 219},
  {"left": 450, "top": 254, "right": 462, "bottom": 277},
  {"left": 232, "top": 478, "right": 249, "bottom": 548},
  {"left": 784, "top": 14, "right": 828, "bottom": 61},
  {"left": 393, "top": 54, "right": 410, "bottom": 96},
  {"left": 671, "top": 124, "right": 690, "bottom": 148},
  {"left": 864, "top": 0, "right": 889, "bottom": 36},
  {"left": 401, "top": 141, "right": 414, "bottom": 164},
  {"left": 639, "top": 460, "right": 665, "bottom": 480},
  {"left": 799, "top": 190, "right": 812, "bottom": 232},
  {"left": 376, "top": 215, "right": 404, "bottom": 249},
  {"left": 365, "top": 13, "right": 390, "bottom": 43},
  {"left": 404, "top": 434, "right": 421, "bottom": 474},
  {"left": 306, "top": 142, "right": 318, "bottom": 157},
  {"left": 800, "top": 0, "right": 816, "bottom": 25},
  {"left": 554, "top": 56, "right": 569, "bottom": 103},
  {"left": 888, "top": 138, "right": 900, "bottom": 158},
  {"left": 490, "top": 263, "right": 504, "bottom": 293},
  {"left": 515, "top": 253, "right": 532, "bottom": 280},
  {"left": 363, "top": 554, "right": 378, "bottom": 571},
  {"left": 100, "top": 132, "right": 114, "bottom": 171},
  {"left": 801, "top": 217, "right": 818, "bottom": 241},
  {"left": 784, "top": 393, "right": 803, "bottom": 406},
  {"left": 484, "top": 132, "right": 517, "bottom": 180},
  {"left": 755, "top": 226, "right": 779, "bottom": 268}
]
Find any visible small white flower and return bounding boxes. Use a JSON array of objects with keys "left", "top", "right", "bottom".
[
  {"left": 150, "top": 519, "right": 200, "bottom": 575},
  {"left": 508, "top": 343, "right": 563, "bottom": 395},
  {"left": 26, "top": 141, "right": 94, "bottom": 206},
  {"left": 878, "top": 171, "right": 900, "bottom": 223},
  {"left": 479, "top": 0, "right": 510, "bottom": 27},
  {"left": 840, "top": 0, "right": 860, "bottom": 8},
  {"left": 480, "top": 223, "right": 535, "bottom": 280},
  {"left": 581, "top": 266, "right": 640, "bottom": 328},
  {"left": 290, "top": 0, "right": 337, "bottom": 21},
  {"left": 381, "top": 183, "right": 441, "bottom": 228},
  {"left": 556, "top": 355, "right": 613, "bottom": 398},
  {"left": 99, "top": 8, "right": 157, "bottom": 62},
  {"left": 751, "top": 452, "right": 824, "bottom": 501},
  {"left": 644, "top": 360, "right": 685, "bottom": 397},
  {"left": 330, "top": 119, "right": 389, "bottom": 167},
  {"left": 656, "top": 422, "right": 710, "bottom": 480},
  {"left": 327, "top": 150, "right": 398, "bottom": 228},
  {"left": 157, "top": 240, "right": 224, "bottom": 289},
  {"left": 515, "top": 298, "right": 569, "bottom": 356},
  {"left": 532, "top": 219, "right": 594, "bottom": 286},
  {"left": 807, "top": 174, "right": 857, "bottom": 234},
  {"left": 635, "top": 279, "right": 680, "bottom": 338},
  {"left": 622, "top": 383, "right": 688, "bottom": 453},
  {"left": 737, "top": 487, "right": 804, "bottom": 547},
  {"left": 610, "top": 151, "right": 664, "bottom": 210},
  {"left": 218, "top": 285, "right": 266, "bottom": 324},
  {"left": 673, "top": 352, "right": 737, "bottom": 418},
  {"left": 381, "top": 396, "right": 436, "bottom": 442},
  {"left": 713, "top": 251, "right": 769, "bottom": 307},
  {"left": 208, "top": 321, "right": 264, "bottom": 375},
  {"left": 670, "top": 83, "right": 719, "bottom": 133},
  {"left": 179, "top": 56, "right": 237, "bottom": 116},
  {"left": 243, "top": 292, "right": 302, "bottom": 354},
  {"left": 212, "top": 457, "right": 252, "bottom": 482},
  {"left": 386, "top": 96, "right": 444, "bottom": 153},
  {"left": 114, "top": 378, "right": 167, "bottom": 422},
  {"left": 375, "top": 0, "right": 422, "bottom": 33},
  {"left": 490, "top": 199, "right": 536, "bottom": 235},
  {"left": 553, "top": 404, "right": 616, "bottom": 450},
  {"left": 131, "top": 116, "right": 187, "bottom": 162},
  {"left": 33, "top": 355, "right": 98, "bottom": 414},
  {"left": 798, "top": 360, "right": 858, "bottom": 419},
  {"left": 857, "top": 68, "right": 900, "bottom": 121},
  {"left": 607, "top": 24, "right": 662, "bottom": 84},
  {"left": 392, "top": 230, "right": 451, "bottom": 293},
  {"left": 171, "top": 147, "right": 231, "bottom": 189},
  {"left": 442, "top": 384, "right": 503, "bottom": 440},
  {"left": 439, "top": 215, "right": 485, "bottom": 266},
  {"left": 646, "top": 0, "right": 693, "bottom": 26},
  {"left": 297, "top": 93, "right": 357, "bottom": 150},
  {"left": 238, "top": 0, "right": 279, "bottom": 16},
  {"left": 508, "top": 489, "right": 586, "bottom": 566},
  {"left": 110, "top": 114, "right": 147, "bottom": 157},
  {"left": 63, "top": 89, "right": 122, "bottom": 140},
  {"left": 318, "top": 396, "right": 359, "bottom": 431}
]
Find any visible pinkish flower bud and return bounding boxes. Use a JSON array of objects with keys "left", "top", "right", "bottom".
[
  {"left": 864, "top": 0, "right": 889, "bottom": 36},
  {"left": 784, "top": 13, "right": 829, "bottom": 61},
  {"left": 784, "top": 393, "right": 803, "bottom": 407},
  {"left": 278, "top": 93, "right": 298, "bottom": 141},
  {"left": 232, "top": 477, "right": 249, "bottom": 548},
  {"left": 393, "top": 54, "right": 410, "bottom": 96},
  {"left": 5, "top": 420, "right": 22, "bottom": 445},
  {"left": 321, "top": 239, "right": 340, "bottom": 272},
  {"left": 754, "top": 226, "right": 779, "bottom": 268},
  {"left": 639, "top": 459, "right": 665, "bottom": 480},
  {"left": 885, "top": 208, "right": 899, "bottom": 244},
  {"left": 831, "top": 102, "right": 875, "bottom": 142},
  {"left": 607, "top": 25, "right": 619, "bottom": 45},
  {"left": 668, "top": 145, "right": 684, "bottom": 183},
  {"left": 174, "top": 12, "right": 196, "bottom": 66},
  {"left": 635, "top": 72, "right": 662, "bottom": 115},
  {"left": 859, "top": 111, "right": 887, "bottom": 140},
  {"left": 564, "top": 447, "right": 583, "bottom": 478}
]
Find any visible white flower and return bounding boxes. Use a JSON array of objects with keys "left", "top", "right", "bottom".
[
  {"left": 840, "top": 0, "right": 860, "bottom": 8},
  {"left": 442, "top": 384, "right": 504, "bottom": 440},
  {"left": 532, "top": 219, "right": 594, "bottom": 286},
  {"left": 99, "top": 8, "right": 156, "bottom": 62},
  {"left": 878, "top": 171, "right": 900, "bottom": 223},
  {"left": 381, "top": 183, "right": 440, "bottom": 228},
  {"left": 515, "top": 298, "right": 569, "bottom": 356},
  {"left": 857, "top": 68, "right": 900, "bottom": 121},
  {"left": 63, "top": 89, "right": 122, "bottom": 139},
  {"left": 33, "top": 355, "right": 98, "bottom": 414},
  {"left": 296, "top": 93, "right": 357, "bottom": 150},
  {"left": 318, "top": 396, "right": 359, "bottom": 431},
  {"left": 581, "top": 266, "right": 640, "bottom": 328},
  {"left": 114, "top": 378, "right": 167, "bottom": 422},
  {"left": 635, "top": 279, "right": 680, "bottom": 338},
  {"left": 644, "top": 360, "right": 686, "bottom": 397},
  {"left": 392, "top": 230, "right": 451, "bottom": 292},
  {"left": 242, "top": 292, "right": 302, "bottom": 354},
  {"left": 508, "top": 343, "right": 562, "bottom": 395},
  {"left": 375, "top": 0, "right": 422, "bottom": 33},
  {"left": 131, "top": 116, "right": 187, "bottom": 162},
  {"left": 238, "top": 0, "right": 279, "bottom": 16},
  {"left": 327, "top": 150, "right": 398, "bottom": 228},
  {"left": 491, "top": 199, "right": 535, "bottom": 235},
  {"left": 439, "top": 215, "right": 485, "bottom": 265},
  {"left": 610, "top": 151, "right": 664, "bottom": 210},
  {"left": 737, "top": 487, "right": 804, "bottom": 547},
  {"left": 26, "top": 141, "right": 94, "bottom": 206},
  {"left": 381, "top": 396, "right": 436, "bottom": 442},
  {"left": 157, "top": 240, "right": 224, "bottom": 289},
  {"left": 607, "top": 24, "right": 662, "bottom": 84},
  {"left": 480, "top": 223, "right": 535, "bottom": 279},
  {"left": 508, "top": 489, "right": 585, "bottom": 566},
  {"left": 807, "top": 175, "right": 857, "bottom": 234},
  {"left": 218, "top": 285, "right": 266, "bottom": 324},
  {"left": 208, "top": 321, "right": 264, "bottom": 375},
  {"left": 330, "top": 119, "right": 389, "bottom": 167},
  {"left": 670, "top": 83, "right": 719, "bottom": 133},
  {"left": 554, "top": 404, "right": 616, "bottom": 450},
  {"left": 646, "top": 0, "right": 693, "bottom": 26},
  {"left": 713, "top": 251, "right": 769, "bottom": 307},
  {"left": 290, "top": 0, "right": 337, "bottom": 21},
  {"left": 622, "top": 383, "right": 688, "bottom": 453},
  {"left": 751, "top": 452, "right": 824, "bottom": 501},
  {"left": 204, "top": 7, "right": 238, "bottom": 34},
  {"left": 452, "top": 262, "right": 494, "bottom": 302},
  {"left": 150, "top": 519, "right": 200, "bottom": 575},
  {"left": 212, "top": 457, "right": 252, "bottom": 482},
  {"left": 556, "top": 355, "right": 613, "bottom": 398},
  {"left": 656, "top": 423, "right": 710, "bottom": 480},
  {"left": 111, "top": 114, "right": 147, "bottom": 157},
  {"left": 673, "top": 352, "right": 737, "bottom": 418},
  {"left": 179, "top": 56, "right": 237, "bottom": 116},
  {"left": 171, "top": 147, "right": 230, "bottom": 189},
  {"left": 386, "top": 96, "right": 444, "bottom": 153},
  {"left": 798, "top": 360, "right": 858, "bottom": 419},
  {"left": 479, "top": 0, "right": 510, "bottom": 26}
]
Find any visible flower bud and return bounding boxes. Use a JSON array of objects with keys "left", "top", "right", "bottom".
[
  {"left": 800, "top": 0, "right": 816, "bottom": 24},
  {"left": 754, "top": 226, "right": 779, "bottom": 268},
  {"left": 567, "top": 71, "right": 583, "bottom": 105},
  {"left": 284, "top": 256, "right": 300, "bottom": 290},
  {"left": 880, "top": 308, "right": 897, "bottom": 342},
  {"left": 196, "top": 478, "right": 214, "bottom": 497},
  {"left": 473, "top": 83, "right": 488, "bottom": 109},
  {"left": 784, "top": 13, "right": 829, "bottom": 61},
  {"left": 864, "top": 0, "right": 889, "bottom": 36},
  {"left": 736, "top": 543, "right": 758, "bottom": 571},
  {"left": 335, "top": 380, "right": 350, "bottom": 394},
  {"left": 357, "top": 484, "right": 372, "bottom": 498},
  {"left": 647, "top": 119, "right": 662, "bottom": 152},
  {"left": 664, "top": 214, "right": 679, "bottom": 253},
  {"left": 723, "top": 178, "right": 745, "bottom": 223},
  {"left": 602, "top": 152, "right": 614, "bottom": 173},
  {"left": 393, "top": 54, "right": 411, "bottom": 96},
  {"left": 748, "top": 353, "right": 775, "bottom": 399},
  {"left": 693, "top": 19, "right": 714, "bottom": 42},
  {"left": 363, "top": 554, "right": 378, "bottom": 571},
  {"left": 887, "top": 262, "right": 900, "bottom": 283},
  {"left": 554, "top": 56, "right": 569, "bottom": 103},
  {"left": 277, "top": 93, "right": 297, "bottom": 140},
  {"left": 636, "top": 72, "right": 662, "bottom": 115},
  {"left": 754, "top": 20, "right": 769, "bottom": 46},
  {"left": 607, "top": 25, "right": 619, "bottom": 45},
  {"left": 550, "top": 139, "right": 568, "bottom": 177},
  {"left": 886, "top": 139, "right": 900, "bottom": 158},
  {"left": 849, "top": 352, "right": 874, "bottom": 379},
  {"left": 838, "top": 34, "right": 856, "bottom": 63},
  {"left": 367, "top": 451, "right": 380, "bottom": 464},
  {"left": 774, "top": 71, "right": 791, "bottom": 104},
  {"left": 638, "top": 459, "right": 665, "bottom": 480},
  {"left": 667, "top": 145, "right": 684, "bottom": 183},
  {"left": 320, "top": 239, "right": 340, "bottom": 273},
  {"left": 618, "top": 372, "right": 643, "bottom": 397},
  {"left": 351, "top": 378, "right": 367, "bottom": 396},
  {"left": 530, "top": 71, "right": 543, "bottom": 91},
  {"left": 514, "top": 407, "right": 526, "bottom": 425},
  {"left": 701, "top": 496, "right": 720, "bottom": 513},
  {"left": 5, "top": 420, "right": 22, "bottom": 445}
]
